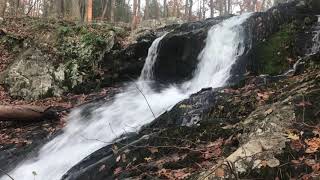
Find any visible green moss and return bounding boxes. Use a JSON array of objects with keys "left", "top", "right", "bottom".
[{"left": 254, "top": 24, "right": 296, "bottom": 75}]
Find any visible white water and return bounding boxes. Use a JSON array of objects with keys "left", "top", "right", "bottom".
[
  {"left": 309, "top": 15, "right": 320, "bottom": 55},
  {"left": 2, "top": 13, "right": 251, "bottom": 180}
]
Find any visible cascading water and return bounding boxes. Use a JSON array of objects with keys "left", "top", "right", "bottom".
[
  {"left": 308, "top": 15, "right": 320, "bottom": 55},
  {"left": 140, "top": 33, "right": 168, "bottom": 81},
  {"left": 1, "top": 13, "right": 251, "bottom": 180}
]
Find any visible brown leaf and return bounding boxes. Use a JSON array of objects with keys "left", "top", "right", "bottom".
[
  {"left": 305, "top": 138, "right": 320, "bottom": 154},
  {"left": 290, "top": 140, "right": 305, "bottom": 151},
  {"left": 312, "top": 163, "right": 320, "bottom": 172},
  {"left": 215, "top": 168, "right": 225, "bottom": 177},
  {"left": 264, "top": 108, "right": 273, "bottom": 116}
]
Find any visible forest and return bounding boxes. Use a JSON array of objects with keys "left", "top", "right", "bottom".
[
  {"left": 0, "top": 0, "right": 320, "bottom": 179},
  {"left": 0, "top": 0, "right": 283, "bottom": 27}
]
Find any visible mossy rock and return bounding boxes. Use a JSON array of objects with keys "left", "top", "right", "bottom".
[{"left": 253, "top": 24, "right": 297, "bottom": 75}]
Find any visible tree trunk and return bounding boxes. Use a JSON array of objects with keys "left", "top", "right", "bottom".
[
  {"left": 0, "top": 0, "right": 7, "bottom": 17},
  {"left": 144, "top": 0, "right": 149, "bottom": 19},
  {"left": 155, "top": 0, "right": 160, "bottom": 20},
  {"left": 87, "top": 0, "right": 93, "bottom": 22},
  {"left": 79, "top": 0, "right": 86, "bottom": 22},
  {"left": 101, "top": 0, "right": 109, "bottom": 20},
  {"left": 210, "top": 0, "right": 214, "bottom": 18},
  {"left": 202, "top": 0, "right": 206, "bottom": 19},
  {"left": 163, "top": 0, "right": 167, "bottom": 17},
  {"left": 131, "top": 0, "right": 137, "bottom": 30},
  {"left": 0, "top": 105, "right": 58, "bottom": 122},
  {"left": 184, "top": 0, "right": 188, "bottom": 19},
  {"left": 228, "top": 0, "right": 231, "bottom": 14},
  {"left": 218, "top": 0, "right": 223, "bottom": 16},
  {"left": 260, "top": 0, "right": 266, "bottom": 11},
  {"left": 224, "top": 0, "right": 227, "bottom": 15},
  {"left": 173, "top": 0, "right": 178, "bottom": 17},
  {"left": 251, "top": 0, "right": 257, "bottom": 11},
  {"left": 188, "top": 0, "right": 193, "bottom": 21},
  {"left": 110, "top": 0, "right": 115, "bottom": 22}
]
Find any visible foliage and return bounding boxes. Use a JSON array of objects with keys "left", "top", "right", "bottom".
[{"left": 254, "top": 23, "right": 296, "bottom": 75}]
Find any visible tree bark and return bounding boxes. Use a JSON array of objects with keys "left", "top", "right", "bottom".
[
  {"left": 101, "top": 0, "right": 109, "bottom": 20},
  {"left": 251, "top": 0, "right": 257, "bottom": 11},
  {"left": 163, "top": 0, "right": 167, "bottom": 17},
  {"left": 184, "top": 0, "right": 188, "bottom": 19},
  {"left": 188, "top": 0, "right": 193, "bottom": 21},
  {"left": 87, "top": 0, "right": 93, "bottom": 22},
  {"left": 79, "top": 0, "right": 86, "bottom": 22},
  {"left": 0, "top": 105, "right": 58, "bottom": 122},
  {"left": 144, "top": 0, "right": 149, "bottom": 19},
  {"left": 0, "top": 0, "right": 7, "bottom": 17},
  {"left": 110, "top": 0, "right": 115, "bottom": 22},
  {"left": 210, "top": 0, "right": 214, "bottom": 18},
  {"left": 131, "top": 0, "right": 137, "bottom": 30},
  {"left": 228, "top": 0, "right": 231, "bottom": 14}
]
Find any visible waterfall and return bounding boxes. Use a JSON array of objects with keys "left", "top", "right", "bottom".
[
  {"left": 308, "top": 15, "right": 320, "bottom": 55},
  {"left": 1, "top": 13, "right": 252, "bottom": 180},
  {"left": 140, "top": 33, "right": 168, "bottom": 81}
]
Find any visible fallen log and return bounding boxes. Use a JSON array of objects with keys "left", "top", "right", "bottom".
[{"left": 0, "top": 105, "right": 59, "bottom": 122}]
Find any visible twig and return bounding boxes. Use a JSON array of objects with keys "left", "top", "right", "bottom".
[
  {"left": 0, "top": 168, "right": 14, "bottom": 180},
  {"left": 126, "top": 76, "right": 156, "bottom": 119}
]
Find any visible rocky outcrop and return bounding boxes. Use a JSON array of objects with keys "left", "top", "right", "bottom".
[
  {"left": 0, "top": 18, "right": 118, "bottom": 99},
  {"left": 3, "top": 48, "right": 63, "bottom": 100}
]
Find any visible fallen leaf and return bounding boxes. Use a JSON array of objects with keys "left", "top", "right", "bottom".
[
  {"left": 287, "top": 132, "right": 300, "bottom": 140},
  {"left": 290, "top": 140, "right": 305, "bottom": 151},
  {"left": 215, "top": 168, "right": 225, "bottom": 177},
  {"left": 264, "top": 108, "right": 273, "bottom": 116},
  {"left": 312, "top": 163, "right": 320, "bottom": 172},
  {"left": 257, "top": 92, "right": 270, "bottom": 101},
  {"left": 305, "top": 138, "right": 320, "bottom": 153}
]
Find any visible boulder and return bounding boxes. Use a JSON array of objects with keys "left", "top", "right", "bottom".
[{"left": 3, "top": 48, "right": 63, "bottom": 100}]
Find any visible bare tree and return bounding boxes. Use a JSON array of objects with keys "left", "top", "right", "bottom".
[
  {"left": 188, "top": 0, "right": 193, "bottom": 20},
  {"left": 210, "top": 0, "right": 214, "bottom": 18},
  {"left": 87, "top": 0, "right": 93, "bottom": 22},
  {"left": 132, "top": 0, "right": 138, "bottom": 29},
  {"left": 144, "top": 0, "right": 149, "bottom": 19},
  {"left": 0, "top": 0, "right": 7, "bottom": 17},
  {"left": 163, "top": 0, "right": 168, "bottom": 17},
  {"left": 101, "top": 0, "right": 109, "bottom": 20},
  {"left": 110, "top": 0, "right": 115, "bottom": 22},
  {"left": 228, "top": 0, "right": 231, "bottom": 13},
  {"left": 251, "top": 0, "right": 258, "bottom": 11},
  {"left": 184, "top": 0, "right": 188, "bottom": 19}
]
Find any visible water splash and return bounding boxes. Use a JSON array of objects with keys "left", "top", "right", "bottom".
[{"left": 2, "top": 13, "right": 252, "bottom": 180}]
